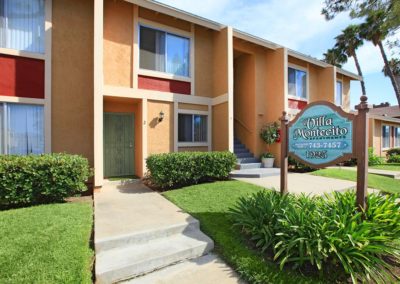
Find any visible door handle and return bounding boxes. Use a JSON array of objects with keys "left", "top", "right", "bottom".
[{"left": 129, "top": 142, "right": 133, "bottom": 148}]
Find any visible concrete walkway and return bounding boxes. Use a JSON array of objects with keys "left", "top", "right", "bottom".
[
  {"left": 329, "top": 166, "right": 400, "bottom": 179},
  {"left": 235, "top": 172, "right": 356, "bottom": 195},
  {"left": 94, "top": 180, "right": 242, "bottom": 283}
]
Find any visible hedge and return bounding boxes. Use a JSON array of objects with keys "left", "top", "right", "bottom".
[
  {"left": 0, "top": 153, "right": 92, "bottom": 208},
  {"left": 386, "top": 148, "right": 400, "bottom": 157},
  {"left": 146, "top": 151, "right": 236, "bottom": 189}
]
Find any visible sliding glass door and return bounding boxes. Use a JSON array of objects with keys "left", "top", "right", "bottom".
[{"left": 0, "top": 103, "right": 44, "bottom": 155}]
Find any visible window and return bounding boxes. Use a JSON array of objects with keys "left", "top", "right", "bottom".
[
  {"left": 336, "top": 81, "right": 343, "bottom": 106},
  {"left": 140, "top": 26, "right": 190, "bottom": 77},
  {"left": 0, "top": 103, "right": 44, "bottom": 155},
  {"left": 0, "top": 0, "right": 45, "bottom": 53},
  {"left": 382, "top": 125, "right": 390, "bottom": 149},
  {"left": 395, "top": 127, "right": 400, "bottom": 147},
  {"left": 178, "top": 113, "right": 207, "bottom": 143},
  {"left": 288, "top": 67, "right": 307, "bottom": 99}
]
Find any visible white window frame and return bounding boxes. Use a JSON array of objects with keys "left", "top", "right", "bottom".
[
  {"left": 381, "top": 124, "right": 391, "bottom": 150},
  {"left": 138, "top": 18, "right": 193, "bottom": 82},
  {"left": 335, "top": 79, "right": 343, "bottom": 106},
  {"left": 288, "top": 63, "right": 309, "bottom": 102},
  {"left": 177, "top": 109, "right": 210, "bottom": 147}
]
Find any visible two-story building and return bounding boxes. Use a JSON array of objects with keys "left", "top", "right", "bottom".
[{"left": 0, "top": 0, "right": 360, "bottom": 188}]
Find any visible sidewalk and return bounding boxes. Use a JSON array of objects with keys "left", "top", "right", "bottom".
[
  {"left": 234, "top": 172, "right": 356, "bottom": 196},
  {"left": 94, "top": 180, "right": 243, "bottom": 283}
]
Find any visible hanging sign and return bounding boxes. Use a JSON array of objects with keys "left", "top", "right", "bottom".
[{"left": 287, "top": 102, "right": 354, "bottom": 168}]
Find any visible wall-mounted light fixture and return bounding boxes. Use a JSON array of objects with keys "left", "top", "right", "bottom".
[{"left": 158, "top": 110, "right": 165, "bottom": 122}]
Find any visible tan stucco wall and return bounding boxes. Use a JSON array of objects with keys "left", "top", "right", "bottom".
[
  {"left": 194, "top": 26, "right": 215, "bottom": 98},
  {"left": 316, "top": 66, "right": 335, "bottom": 103},
  {"left": 52, "top": 0, "right": 94, "bottom": 165},
  {"left": 212, "top": 102, "right": 229, "bottom": 151},
  {"left": 139, "top": 7, "right": 191, "bottom": 32},
  {"left": 147, "top": 100, "right": 174, "bottom": 154},
  {"left": 178, "top": 103, "right": 208, "bottom": 111},
  {"left": 103, "top": 97, "right": 143, "bottom": 176},
  {"left": 178, "top": 146, "right": 208, "bottom": 152},
  {"left": 104, "top": 0, "right": 133, "bottom": 87},
  {"left": 263, "top": 48, "right": 287, "bottom": 164},
  {"left": 288, "top": 56, "right": 307, "bottom": 68},
  {"left": 213, "top": 28, "right": 229, "bottom": 98}
]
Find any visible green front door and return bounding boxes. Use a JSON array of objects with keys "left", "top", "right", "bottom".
[{"left": 104, "top": 113, "right": 135, "bottom": 177}]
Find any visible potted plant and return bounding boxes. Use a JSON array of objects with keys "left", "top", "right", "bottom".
[
  {"left": 261, "top": 152, "right": 275, "bottom": 168},
  {"left": 259, "top": 122, "right": 280, "bottom": 168}
]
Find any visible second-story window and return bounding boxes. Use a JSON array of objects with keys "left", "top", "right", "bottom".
[
  {"left": 0, "top": 0, "right": 45, "bottom": 54},
  {"left": 288, "top": 67, "right": 307, "bottom": 100},
  {"left": 140, "top": 25, "right": 190, "bottom": 77},
  {"left": 336, "top": 81, "right": 343, "bottom": 106}
]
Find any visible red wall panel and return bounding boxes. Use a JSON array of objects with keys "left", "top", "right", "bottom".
[
  {"left": 138, "top": 75, "right": 191, "bottom": 95},
  {"left": 288, "top": 98, "right": 307, "bottom": 110},
  {"left": 0, "top": 54, "right": 45, "bottom": 99}
]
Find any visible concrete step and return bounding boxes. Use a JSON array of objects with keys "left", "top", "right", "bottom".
[
  {"left": 95, "top": 218, "right": 200, "bottom": 253},
  {"left": 235, "top": 162, "right": 262, "bottom": 170},
  {"left": 233, "top": 148, "right": 249, "bottom": 154},
  {"left": 230, "top": 168, "right": 280, "bottom": 178},
  {"left": 237, "top": 157, "right": 261, "bottom": 164},
  {"left": 125, "top": 254, "right": 243, "bottom": 284},
  {"left": 235, "top": 152, "right": 254, "bottom": 158},
  {"left": 96, "top": 230, "right": 214, "bottom": 284}
]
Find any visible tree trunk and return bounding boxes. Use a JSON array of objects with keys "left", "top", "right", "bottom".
[
  {"left": 377, "top": 40, "right": 400, "bottom": 106},
  {"left": 352, "top": 52, "right": 367, "bottom": 96}
]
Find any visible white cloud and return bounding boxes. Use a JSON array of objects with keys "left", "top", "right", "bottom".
[{"left": 156, "top": 0, "right": 350, "bottom": 52}]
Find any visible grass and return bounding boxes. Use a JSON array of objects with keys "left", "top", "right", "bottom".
[
  {"left": 311, "top": 168, "right": 400, "bottom": 194},
  {"left": 0, "top": 202, "right": 93, "bottom": 284},
  {"left": 164, "top": 180, "right": 323, "bottom": 284},
  {"left": 370, "top": 163, "right": 400, "bottom": 171}
]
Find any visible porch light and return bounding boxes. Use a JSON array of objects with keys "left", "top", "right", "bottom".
[{"left": 158, "top": 111, "right": 165, "bottom": 122}]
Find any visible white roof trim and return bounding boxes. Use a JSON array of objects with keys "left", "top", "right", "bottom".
[{"left": 124, "top": 0, "right": 224, "bottom": 30}]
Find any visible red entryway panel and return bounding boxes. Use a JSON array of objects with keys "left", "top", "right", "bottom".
[
  {"left": 138, "top": 75, "right": 191, "bottom": 95},
  {"left": 288, "top": 98, "right": 307, "bottom": 110},
  {"left": 0, "top": 54, "right": 45, "bottom": 99}
]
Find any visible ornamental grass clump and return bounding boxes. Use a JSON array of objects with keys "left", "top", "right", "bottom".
[{"left": 230, "top": 190, "right": 400, "bottom": 283}]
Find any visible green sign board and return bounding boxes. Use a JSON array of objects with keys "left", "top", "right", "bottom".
[{"left": 288, "top": 102, "right": 354, "bottom": 167}]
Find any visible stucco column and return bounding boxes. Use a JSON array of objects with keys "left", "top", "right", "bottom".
[{"left": 94, "top": 0, "right": 104, "bottom": 187}]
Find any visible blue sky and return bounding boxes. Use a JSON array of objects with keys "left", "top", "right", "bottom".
[{"left": 157, "top": 0, "right": 400, "bottom": 109}]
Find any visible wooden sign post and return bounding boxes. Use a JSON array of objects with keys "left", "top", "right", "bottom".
[{"left": 280, "top": 96, "right": 370, "bottom": 211}]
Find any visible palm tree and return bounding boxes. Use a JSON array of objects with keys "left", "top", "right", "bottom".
[
  {"left": 334, "top": 25, "right": 367, "bottom": 96},
  {"left": 322, "top": 47, "right": 347, "bottom": 67},
  {"left": 359, "top": 11, "right": 400, "bottom": 105}
]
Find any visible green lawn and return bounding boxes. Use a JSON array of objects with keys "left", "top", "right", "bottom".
[
  {"left": 164, "top": 181, "right": 323, "bottom": 284},
  {"left": 0, "top": 202, "right": 93, "bottom": 284},
  {"left": 370, "top": 163, "right": 400, "bottom": 171},
  {"left": 311, "top": 168, "right": 400, "bottom": 194}
]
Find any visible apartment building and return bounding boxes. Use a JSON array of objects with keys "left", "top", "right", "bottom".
[{"left": 0, "top": 0, "right": 360, "bottom": 188}]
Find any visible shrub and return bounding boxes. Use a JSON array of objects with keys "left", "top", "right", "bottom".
[
  {"left": 260, "top": 152, "right": 274, "bottom": 159},
  {"left": 368, "top": 147, "right": 383, "bottom": 166},
  {"left": 386, "top": 148, "right": 400, "bottom": 157},
  {"left": 387, "top": 154, "right": 400, "bottom": 163},
  {"left": 146, "top": 151, "right": 236, "bottom": 189},
  {"left": 230, "top": 190, "right": 400, "bottom": 283},
  {"left": 288, "top": 156, "right": 315, "bottom": 173},
  {"left": 0, "top": 153, "right": 92, "bottom": 208}
]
